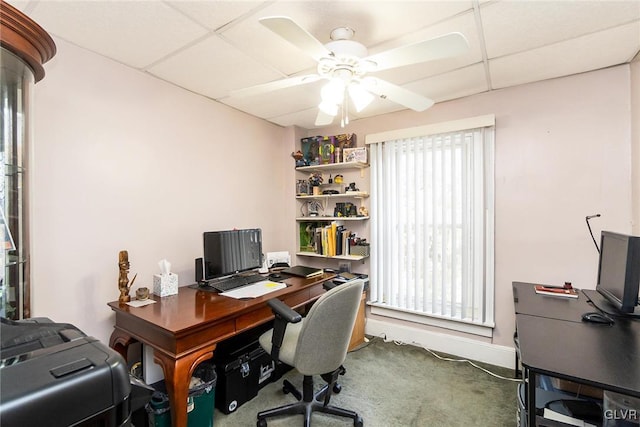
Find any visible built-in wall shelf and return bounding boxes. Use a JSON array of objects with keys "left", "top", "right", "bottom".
[
  {"left": 296, "top": 252, "right": 368, "bottom": 261},
  {"left": 296, "top": 162, "right": 369, "bottom": 173},
  {"left": 296, "top": 216, "right": 369, "bottom": 222},
  {"left": 296, "top": 192, "right": 369, "bottom": 200},
  {"left": 295, "top": 157, "right": 370, "bottom": 266}
]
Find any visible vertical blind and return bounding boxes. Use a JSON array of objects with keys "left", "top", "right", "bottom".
[{"left": 368, "top": 121, "right": 494, "bottom": 329}]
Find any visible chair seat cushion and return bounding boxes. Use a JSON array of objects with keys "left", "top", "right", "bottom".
[{"left": 259, "top": 320, "right": 304, "bottom": 366}]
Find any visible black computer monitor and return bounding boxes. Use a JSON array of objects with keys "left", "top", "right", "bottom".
[
  {"left": 203, "top": 228, "right": 262, "bottom": 281},
  {"left": 596, "top": 230, "right": 640, "bottom": 315}
]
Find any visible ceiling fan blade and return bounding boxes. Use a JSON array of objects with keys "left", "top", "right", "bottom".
[
  {"left": 362, "top": 77, "right": 434, "bottom": 112},
  {"left": 315, "top": 110, "right": 335, "bottom": 127},
  {"left": 259, "top": 16, "right": 331, "bottom": 62},
  {"left": 231, "top": 74, "right": 321, "bottom": 98},
  {"left": 364, "top": 32, "right": 469, "bottom": 72}
]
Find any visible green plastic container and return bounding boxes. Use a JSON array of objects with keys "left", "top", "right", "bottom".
[{"left": 146, "top": 363, "right": 217, "bottom": 427}]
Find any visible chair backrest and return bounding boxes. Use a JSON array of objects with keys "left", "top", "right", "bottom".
[{"left": 293, "top": 279, "right": 364, "bottom": 375}]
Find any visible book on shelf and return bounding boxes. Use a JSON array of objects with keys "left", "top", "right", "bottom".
[
  {"left": 534, "top": 285, "right": 579, "bottom": 298},
  {"left": 299, "top": 220, "right": 359, "bottom": 258}
]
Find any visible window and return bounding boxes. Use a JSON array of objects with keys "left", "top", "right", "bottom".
[{"left": 366, "top": 115, "right": 495, "bottom": 336}]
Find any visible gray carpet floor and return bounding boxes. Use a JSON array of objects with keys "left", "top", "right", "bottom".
[{"left": 212, "top": 337, "right": 519, "bottom": 426}]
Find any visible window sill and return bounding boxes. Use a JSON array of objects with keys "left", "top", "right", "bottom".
[{"left": 368, "top": 302, "right": 495, "bottom": 338}]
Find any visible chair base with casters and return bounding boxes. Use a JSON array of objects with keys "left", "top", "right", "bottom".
[
  {"left": 256, "top": 279, "right": 365, "bottom": 427},
  {"left": 256, "top": 369, "right": 363, "bottom": 427}
]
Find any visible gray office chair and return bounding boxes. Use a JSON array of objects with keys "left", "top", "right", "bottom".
[{"left": 256, "top": 279, "right": 364, "bottom": 427}]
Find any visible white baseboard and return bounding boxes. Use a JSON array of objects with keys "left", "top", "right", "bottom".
[{"left": 365, "top": 318, "right": 516, "bottom": 370}]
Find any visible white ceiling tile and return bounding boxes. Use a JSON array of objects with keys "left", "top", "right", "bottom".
[
  {"left": 405, "top": 63, "right": 489, "bottom": 103},
  {"left": 268, "top": 107, "right": 322, "bottom": 129},
  {"left": 16, "top": 0, "right": 640, "bottom": 130},
  {"left": 372, "top": 11, "right": 483, "bottom": 85},
  {"left": 481, "top": 0, "right": 640, "bottom": 59},
  {"left": 490, "top": 21, "right": 640, "bottom": 89},
  {"left": 222, "top": 80, "right": 324, "bottom": 119},
  {"left": 167, "top": 1, "right": 266, "bottom": 31},
  {"left": 219, "top": 13, "right": 318, "bottom": 77},
  {"left": 28, "top": 1, "right": 208, "bottom": 69},
  {"left": 147, "top": 35, "right": 282, "bottom": 100},
  {"left": 7, "top": 1, "right": 33, "bottom": 13}
]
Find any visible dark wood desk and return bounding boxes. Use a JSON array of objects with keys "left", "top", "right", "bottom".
[
  {"left": 512, "top": 282, "right": 640, "bottom": 426},
  {"left": 108, "top": 273, "right": 335, "bottom": 427}
]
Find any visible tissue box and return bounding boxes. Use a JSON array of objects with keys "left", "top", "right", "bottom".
[{"left": 153, "top": 273, "right": 178, "bottom": 297}]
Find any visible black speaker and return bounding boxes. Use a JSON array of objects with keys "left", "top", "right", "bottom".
[{"left": 195, "top": 258, "right": 203, "bottom": 283}]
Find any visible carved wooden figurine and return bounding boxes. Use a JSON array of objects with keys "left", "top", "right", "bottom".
[{"left": 118, "top": 250, "right": 137, "bottom": 303}]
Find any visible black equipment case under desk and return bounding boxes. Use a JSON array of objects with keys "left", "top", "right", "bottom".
[
  {"left": 0, "top": 317, "right": 131, "bottom": 426},
  {"left": 212, "top": 322, "right": 288, "bottom": 414}
]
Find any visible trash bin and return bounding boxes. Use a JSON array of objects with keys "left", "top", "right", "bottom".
[
  {"left": 187, "top": 363, "right": 217, "bottom": 427},
  {"left": 146, "top": 362, "right": 217, "bottom": 427}
]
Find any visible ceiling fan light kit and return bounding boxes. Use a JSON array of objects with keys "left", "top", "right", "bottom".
[
  {"left": 348, "top": 82, "right": 374, "bottom": 112},
  {"left": 233, "top": 16, "right": 469, "bottom": 127}
]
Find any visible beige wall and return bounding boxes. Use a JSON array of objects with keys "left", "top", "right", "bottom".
[
  {"left": 631, "top": 58, "right": 640, "bottom": 235},
  {"left": 30, "top": 37, "right": 634, "bottom": 352},
  {"left": 316, "top": 65, "right": 633, "bottom": 347},
  {"left": 30, "top": 38, "right": 295, "bottom": 343}
]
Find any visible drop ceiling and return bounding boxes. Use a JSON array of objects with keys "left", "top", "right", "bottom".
[{"left": 11, "top": 0, "right": 640, "bottom": 130}]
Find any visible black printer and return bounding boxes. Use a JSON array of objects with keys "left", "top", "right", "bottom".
[{"left": 0, "top": 317, "right": 132, "bottom": 426}]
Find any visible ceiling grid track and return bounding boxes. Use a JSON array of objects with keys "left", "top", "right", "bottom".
[{"left": 472, "top": 0, "right": 493, "bottom": 92}]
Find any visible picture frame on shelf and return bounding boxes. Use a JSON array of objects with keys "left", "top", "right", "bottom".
[{"left": 343, "top": 147, "right": 367, "bottom": 163}]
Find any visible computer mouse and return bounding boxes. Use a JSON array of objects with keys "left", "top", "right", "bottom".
[
  {"left": 581, "top": 312, "right": 614, "bottom": 325},
  {"left": 269, "top": 273, "right": 281, "bottom": 279}
]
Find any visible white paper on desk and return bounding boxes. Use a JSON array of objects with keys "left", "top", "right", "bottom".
[
  {"left": 221, "top": 281, "right": 286, "bottom": 299},
  {"left": 126, "top": 299, "right": 157, "bottom": 308}
]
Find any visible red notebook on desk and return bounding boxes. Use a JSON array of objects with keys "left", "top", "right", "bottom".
[{"left": 534, "top": 285, "right": 579, "bottom": 298}]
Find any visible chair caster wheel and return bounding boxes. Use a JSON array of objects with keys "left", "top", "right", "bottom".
[
  {"left": 333, "top": 383, "right": 342, "bottom": 394},
  {"left": 257, "top": 418, "right": 267, "bottom": 427},
  {"left": 354, "top": 415, "right": 363, "bottom": 427}
]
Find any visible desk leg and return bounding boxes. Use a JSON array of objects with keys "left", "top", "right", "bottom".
[
  {"left": 109, "top": 328, "right": 135, "bottom": 361},
  {"left": 154, "top": 347, "right": 216, "bottom": 427},
  {"left": 526, "top": 368, "right": 536, "bottom": 427}
]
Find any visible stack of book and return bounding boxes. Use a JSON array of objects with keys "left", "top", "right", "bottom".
[
  {"left": 314, "top": 222, "right": 355, "bottom": 257},
  {"left": 300, "top": 222, "right": 357, "bottom": 257}
]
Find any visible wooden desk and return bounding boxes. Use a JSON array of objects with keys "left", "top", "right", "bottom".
[{"left": 108, "top": 273, "right": 335, "bottom": 427}]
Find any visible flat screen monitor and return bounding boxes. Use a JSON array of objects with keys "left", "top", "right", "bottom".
[
  {"left": 596, "top": 230, "right": 640, "bottom": 315},
  {"left": 203, "top": 228, "right": 262, "bottom": 281}
]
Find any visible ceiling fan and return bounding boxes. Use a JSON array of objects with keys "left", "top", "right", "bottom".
[{"left": 233, "top": 16, "right": 469, "bottom": 127}]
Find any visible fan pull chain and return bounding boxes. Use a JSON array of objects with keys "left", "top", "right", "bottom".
[
  {"left": 340, "top": 88, "right": 349, "bottom": 128},
  {"left": 345, "top": 98, "right": 349, "bottom": 126}
]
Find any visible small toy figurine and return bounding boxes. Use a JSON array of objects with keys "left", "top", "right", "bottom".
[
  {"left": 345, "top": 182, "right": 359, "bottom": 192},
  {"left": 359, "top": 206, "right": 369, "bottom": 217},
  {"left": 291, "top": 150, "right": 307, "bottom": 167},
  {"left": 118, "top": 250, "right": 137, "bottom": 303}
]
